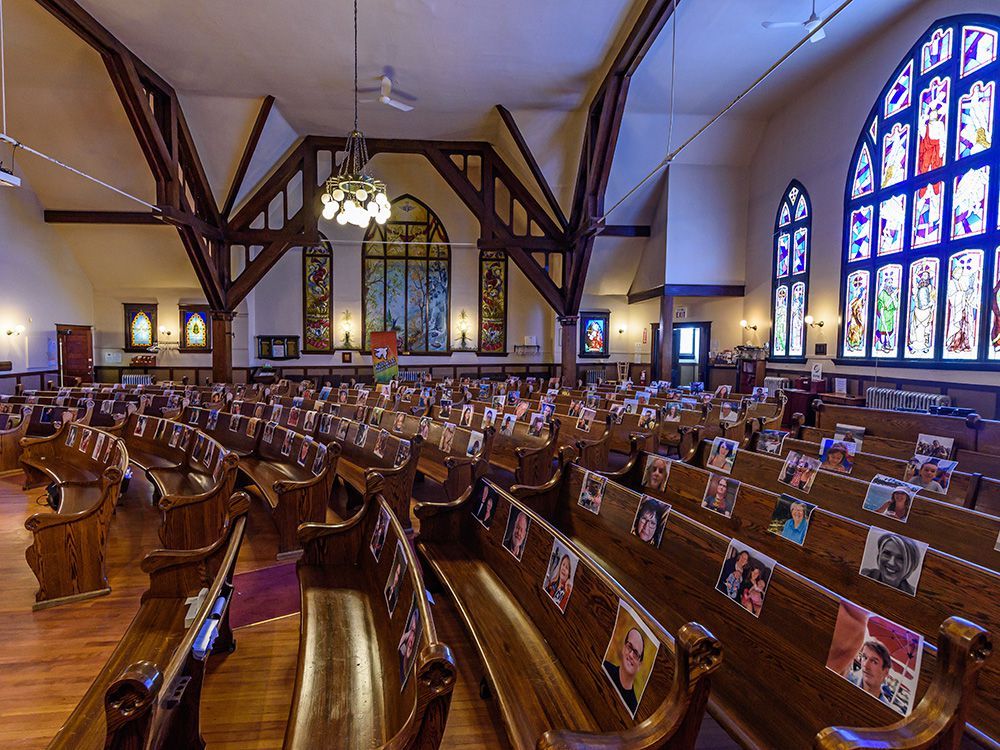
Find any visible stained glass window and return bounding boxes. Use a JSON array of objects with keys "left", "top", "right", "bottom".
[
  {"left": 179, "top": 305, "right": 212, "bottom": 352},
  {"left": 303, "top": 239, "right": 333, "bottom": 352},
  {"left": 771, "top": 181, "right": 811, "bottom": 359},
  {"left": 478, "top": 250, "right": 507, "bottom": 354},
  {"left": 362, "top": 195, "right": 450, "bottom": 353},
  {"left": 124, "top": 303, "right": 157, "bottom": 352},
  {"left": 841, "top": 15, "right": 1000, "bottom": 366}
]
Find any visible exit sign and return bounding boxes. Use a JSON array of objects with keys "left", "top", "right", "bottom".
[{"left": 674, "top": 307, "right": 687, "bottom": 320}]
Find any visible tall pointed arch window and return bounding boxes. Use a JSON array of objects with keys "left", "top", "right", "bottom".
[
  {"left": 841, "top": 15, "right": 1000, "bottom": 365},
  {"left": 362, "top": 195, "right": 451, "bottom": 353},
  {"left": 771, "top": 180, "right": 811, "bottom": 359}
]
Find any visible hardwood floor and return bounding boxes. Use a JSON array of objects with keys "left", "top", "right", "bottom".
[{"left": 0, "top": 469, "right": 735, "bottom": 749}]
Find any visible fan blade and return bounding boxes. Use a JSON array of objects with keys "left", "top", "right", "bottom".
[
  {"left": 762, "top": 20, "right": 803, "bottom": 29},
  {"left": 818, "top": 1, "right": 841, "bottom": 18},
  {"left": 382, "top": 96, "right": 414, "bottom": 112},
  {"left": 357, "top": 86, "right": 381, "bottom": 94},
  {"left": 809, "top": 26, "right": 827, "bottom": 42},
  {"left": 390, "top": 88, "right": 418, "bottom": 102}
]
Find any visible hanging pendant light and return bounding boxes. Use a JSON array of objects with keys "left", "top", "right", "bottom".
[{"left": 321, "top": 0, "right": 390, "bottom": 228}]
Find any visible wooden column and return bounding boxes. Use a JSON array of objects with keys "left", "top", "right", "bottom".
[
  {"left": 658, "top": 295, "right": 674, "bottom": 385},
  {"left": 210, "top": 311, "right": 236, "bottom": 384},
  {"left": 558, "top": 315, "right": 578, "bottom": 387}
]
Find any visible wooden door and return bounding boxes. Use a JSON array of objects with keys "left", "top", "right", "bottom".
[
  {"left": 649, "top": 323, "right": 660, "bottom": 381},
  {"left": 56, "top": 325, "right": 94, "bottom": 385}
]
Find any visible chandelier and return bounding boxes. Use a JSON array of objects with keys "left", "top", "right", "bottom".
[{"left": 320, "top": 0, "right": 390, "bottom": 228}]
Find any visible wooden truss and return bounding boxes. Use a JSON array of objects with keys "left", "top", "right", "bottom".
[{"left": 38, "top": 0, "right": 677, "bottom": 326}]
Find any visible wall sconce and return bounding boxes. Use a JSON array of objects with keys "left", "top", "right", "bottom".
[
  {"left": 617, "top": 325, "right": 626, "bottom": 335},
  {"left": 5, "top": 325, "right": 25, "bottom": 336},
  {"left": 455, "top": 309, "right": 473, "bottom": 350},
  {"left": 341, "top": 309, "right": 353, "bottom": 348},
  {"left": 805, "top": 315, "right": 824, "bottom": 328},
  {"left": 158, "top": 325, "right": 173, "bottom": 337},
  {"left": 740, "top": 320, "right": 757, "bottom": 331}
]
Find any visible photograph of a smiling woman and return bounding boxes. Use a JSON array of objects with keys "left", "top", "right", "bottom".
[{"left": 859, "top": 528, "right": 928, "bottom": 596}]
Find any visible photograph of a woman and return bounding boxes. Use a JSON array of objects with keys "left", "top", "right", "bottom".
[
  {"left": 715, "top": 540, "right": 775, "bottom": 618},
  {"left": 706, "top": 437, "right": 739, "bottom": 474},
  {"left": 701, "top": 474, "right": 740, "bottom": 518},
  {"left": 631, "top": 496, "right": 671, "bottom": 548},
  {"left": 819, "top": 439, "right": 855, "bottom": 474},
  {"left": 383, "top": 541, "right": 408, "bottom": 616},
  {"left": 397, "top": 596, "right": 423, "bottom": 688},
  {"left": 859, "top": 529, "right": 928, "bottom": 596},
  {"left": 767, "top": 495, "right": 816, "bottom": 546},
  {"left": 542, "top": 540, "right": 578, "bottom": 613},
  {"left": 640, "top": 454, "right": 671, "bottom": 493}
]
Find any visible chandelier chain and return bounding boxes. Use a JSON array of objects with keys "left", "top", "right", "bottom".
[{"left": 353, "top": 0, "right": 358, "bottom": 133}]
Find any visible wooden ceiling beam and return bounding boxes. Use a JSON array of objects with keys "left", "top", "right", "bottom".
[
  {"left": 226, "top": 241, "right": 290, "bottom": 310},
  {"left": 495, "top": 105, "right": 568, "bottom": 231},
  {"left": 598, "top": 224, "right": 651, "bottom": 237},
  {"left": 223, "top": 95, "right": 275, "bottom": 219},
  {"left": 44, "top": 210, "right": 162, "bottom": 225}
]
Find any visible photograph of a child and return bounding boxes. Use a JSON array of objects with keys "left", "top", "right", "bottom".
[
  {"left": 641, "top": 454, "right": 671, "bottom": 493},
  {"left": 527, "top": 414, "right": 545, "bottom": 437},
  {"left": 383, "top": 541, "right": 408, "bottom": 616},
  {"left": 862, "top": 475, "right": 920, "bottom": 522},
  {"left": 779, "top": 450, "right": 821, "bottom": 492},
  {"left": 397, "top": 595, "right": 423, "bottom": 688},
  {"left": 395, "top": 440, "right": 411, "bottom": 467},
  {"left": 602, "top": 599, "right": 660, "bottom": 718},
  {"left": 502, "top": 506, "right": 531, "bottom": 561},
  {"left": 439, "top": 422, "right": 457, "bottom": 453},
  {"left": 859, "top": 527, "right": 928, "bottom": 596},
  {"left": 702, "top": 474, "right": 740, "bottom": 518},
  {"left": 392, "top": 412, "right": 407, "bottom": 432},
  {"left": 542, "top": 539, "right": 579, "bottom": 613},
  {"left": 826, "top": 600, "right": 924, "bottom": 716},
  {"left": 465, "top": 431, "right": 484, "bottom": 457},
  {"left": 373, "top": 429, "right": 389, "bottom": 458},
  {"left": 578, "top": 470, "right": 608, "bottom": 515},
  {"left": 631, "top": 495, "right": 670, "bottom": 548},
  {"left": 715, "top": 539, "right": 775, "bottom": 617},
  {"left": 472, "top": 481, "right": 498, "bottom": 528},
  {"left": 370, "top": 506, "right": 391, "bottom": 560},
  {"left": 570, "top": 404, "right": 595, "bottom": 432},
  {"left": 481, "top": 407, "right": 497, "bottom": 430},
  {"left": 499, "top": 413, "right": 516, "bottom": 436},
  {"left": 902, "top": 455, "right": 957, "bottom": 494},
  {"left": 459, "top": 404, "right": 475, "bottom": 427},
  {"left": 914, "top": 433, "right": 953, "bottom": 460},
  {"left": 756, "top": 429, "right": 789, "bottom": 455},
  {"left": 767, "top": 494, "right": 816, "bottom": 546},
  {"left": 706, "top": 437, "right": 739, "bottom": 474},
  {"left": 819, "top": 439, "right": 856, "bottom": 474}
]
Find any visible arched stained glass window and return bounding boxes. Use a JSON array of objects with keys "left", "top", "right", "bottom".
[
  {"left": 362, "top": 195, "right": 450, "bottom": 353},
  {"left": 771, "top": 180, "right": 811, "bottom": 359},
  {"left": 179, "top": 305, "right": 212, "bottom": 352},
  {"left": 841, "top": 14, "right": 1000, "bottom": 365},
  {"left": 124, "top": 303, "right": 157, "bottom": 352}
]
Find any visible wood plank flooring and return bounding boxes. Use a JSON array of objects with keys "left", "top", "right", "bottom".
[{"left": 0, "top": 469, "right": 735, "bottom": 749}]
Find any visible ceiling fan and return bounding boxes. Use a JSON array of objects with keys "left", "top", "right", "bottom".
[
  {"left": 762, "top": 0, "right": 838, "bottom": 43},
  {"left": 358, "top": 68, "right": 417, "bottom": 112}
]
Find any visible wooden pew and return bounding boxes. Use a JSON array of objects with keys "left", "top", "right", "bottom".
[
  {"left": 20, "top": 423, "right": 128, "bottom": 609},
  {"left": 512, "top": 461, "right": 994, "bottom": 749},
  {"left": 0, "top": 406, "right": 31, "bottom": 473},
  {"left": 240, "top": 422, "right": 340, "bottom": 557},
  {"left": 690, "top": 440, "right": 1000, "bottom": 572},
  {"left": 284, "top": 482, "right": 456, "bottom": 749},
  {"left": 46, "top": 493, "right": 250, "bottom": 749},
  {"left": 765, "top": 433, "right": 979, "bottom": 510},
  {"left": 415, "top": 480, "right": 723, "bottom": 750},
  {"left": 608, "top": 451, "right": 1000, "bottom": 740}
]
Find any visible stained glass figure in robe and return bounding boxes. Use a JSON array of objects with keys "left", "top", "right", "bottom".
[
  {"left": 961, "top": 26, "right": 997, "bottom": 78},
  {"left": 912, "top": 182, "right": 944, "bottom": 248},
  {"left": 184, "top": 313, "right": 207, "bottom": 348},
  {"left": 957, "top": 80, "right": 994, "bottom": 158},
  {"left": 792, "top": 229, "right": 808, "bottom": 274},
  {"left": 921, "top": 27, "right": 953, "bottom": 73},
  {"left": 905, "top": 258, "right": 940, "bottom": 358},
  {"left": 851, "top": 144, "right": 874, "bottom": 198},
  {"left": 843, "top": 271, "right": 870, "bottom": 357},
  {"left": 773, "top": 286, "right": 788, "bottom": 357},
  {"left": 789, "top": 282, "right": 806, "bottom": 357},
  {"left": 131, "top": 312, "right": 152, "bottom": 348},
  {"left": 916, "top": 77, "right": 949, "bottom": 174},
  {"left": 878, "top": 194, "right": 906, "bottom": 255},
  {"left": 777, "top": 234, "right": 790, "bottom": 277},
  {"left": 881, "top": 123, "right": 910, "bottom": 188},
  {"left": 874, "top": 265, "right": 902, "bottom": 358},
  {"left": 951, "top": 166, "right": 989, "bottom": 239},
  {"left": 850, "top": 206, "right": 873, "bottom": 261},
  {"left": 943, "top": 249, "right": 984, "bottom": 359}
]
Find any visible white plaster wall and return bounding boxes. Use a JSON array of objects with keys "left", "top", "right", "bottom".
[
  {"left": 743, "top": 0, "right": 1000, "bottom": 385},
  {"left": 0, "top": 179, "right": 94, "bottom": 373}
]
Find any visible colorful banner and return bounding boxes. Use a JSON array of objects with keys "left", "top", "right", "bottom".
[{"left": 370, "top": 331, "right": 399, "bottom": 385}]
